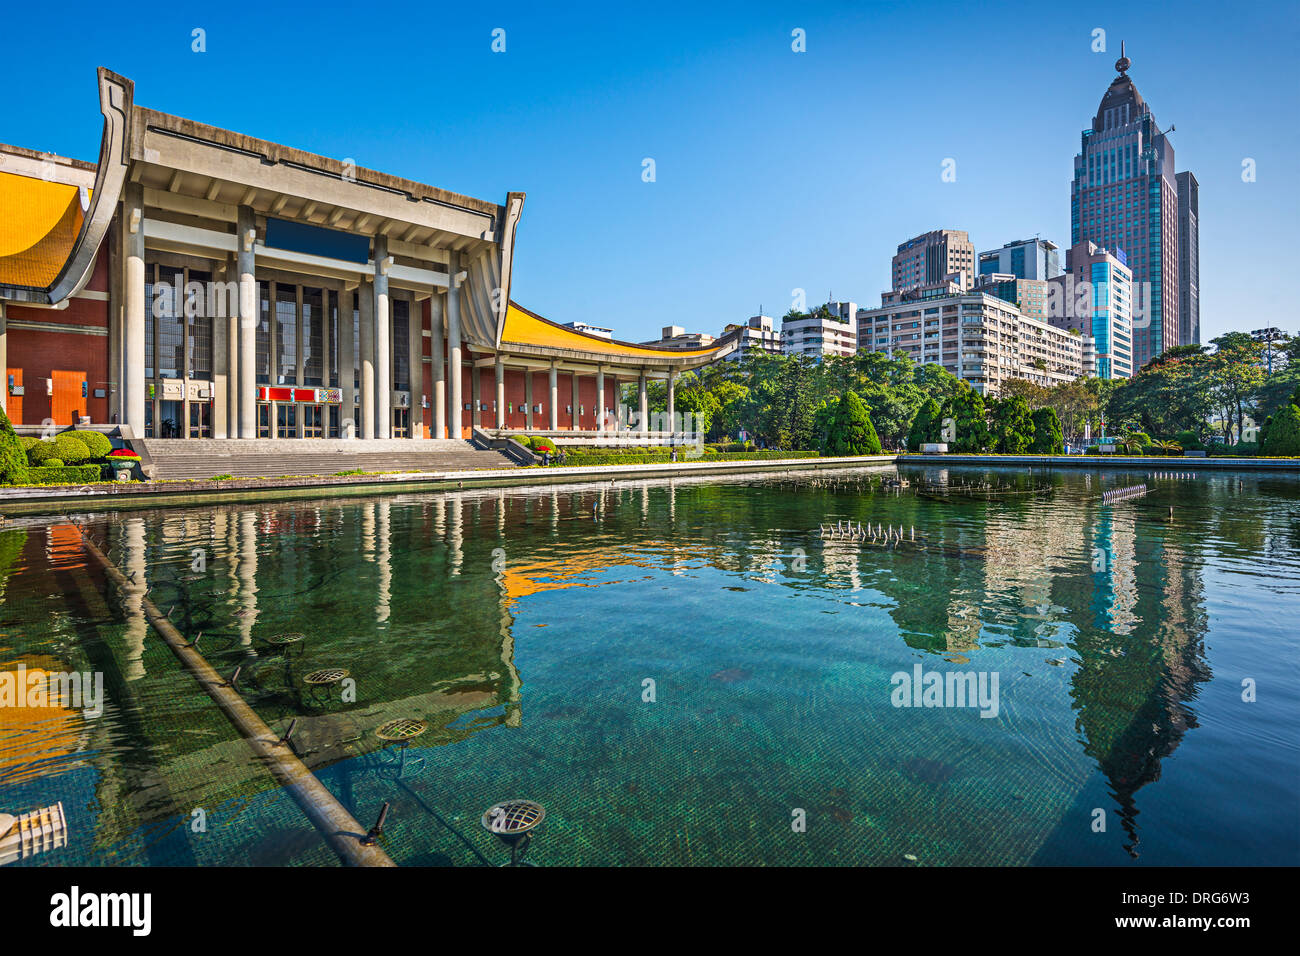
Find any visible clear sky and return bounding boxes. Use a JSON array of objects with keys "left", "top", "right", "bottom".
[{"left": 4, "top": 0, "right": 1296, "bottom": 344}]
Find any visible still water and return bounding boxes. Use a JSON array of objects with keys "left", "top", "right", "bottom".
[{"left": 1, "top": 465, "right": 1297, "bottom": 866}]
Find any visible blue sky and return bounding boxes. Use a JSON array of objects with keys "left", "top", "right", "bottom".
[{"left": 4, "top": 0, "right": 1296, "bottom": 343}]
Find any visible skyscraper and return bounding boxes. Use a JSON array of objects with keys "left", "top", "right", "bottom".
[
  {"left": 892, "top": 229, "right": 976, "bottom": 292},
  {"left": 1176, "top": 171, "right": 1200, "bottom": 346},
  {"left": 1071, "top": 44, "right": 1189, "bottom": 370}
]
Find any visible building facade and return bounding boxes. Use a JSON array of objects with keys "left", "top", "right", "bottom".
[
  {"left": 857, "top": 280, "right": 1083, "bottom": 395},
  {"left": 1048, "top": 240, "right": 1134, "bottom": 380},
  {"left": 721, "top": 315, "right": 781, "bottom": 361},
  {"left": 1070, "top": 45, "right": 1189, "bottom": 370},
  {"left": 0, "top": 70, "right": 734, "bottom": 443},
  {"left": 977, "top": 237, "right": 1062, "bottom": 281},
  {"left": 973, "top": 274, "right": 1051, "bottom": 320},
  {"left": 1176, "top": 170, "right": 1200, "bottom": 347},
  {"left": 892, "top": 229, "right": 975, "bottom": 292},
  {"left": 780, "top": 306, "right": 857, "bottom": 360}
]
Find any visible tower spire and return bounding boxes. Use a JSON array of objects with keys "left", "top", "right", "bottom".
[{"left": 1115, "top": 41, "right": 1130, "bottom": 75}]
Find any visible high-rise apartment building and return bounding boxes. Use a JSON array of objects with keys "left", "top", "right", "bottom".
[
  {"left": 1071, "top": 45, "right": 1189, "bottom": 369},
  {"left": 892, "top": 230, "right": 976, "bottom": 292},
  {"left": 856, "top": 281, "right": 1083, "bottom": 395},
  {"left": 781, "top": 304, "right": 857, "bottom": 360},
  {"left": 977, "top": 238, "right": 1062, "bottom": 281},
  {"left": 1176, "top": 171, "right": 1200, "bottom": 346}
]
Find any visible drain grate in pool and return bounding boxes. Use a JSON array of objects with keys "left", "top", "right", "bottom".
[
  {"left": 375, "top": 718, "right": 428, "bottom": 742},
  {"left": 482, "top": 799, "right": 545, "bottom": 836},
  {"left": 303, "top": 668, "right": 349, "bottom": 686}
]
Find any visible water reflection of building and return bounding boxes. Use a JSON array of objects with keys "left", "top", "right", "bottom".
[{"left": 22, "top": 499, "right": 528, "bottom": 844}]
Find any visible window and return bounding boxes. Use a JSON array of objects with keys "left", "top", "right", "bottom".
[
  {"left": 186, "top": 269, "right": 212, "bottom": 379},
  {"left": 392, "top": 299, "right": 410, "bottom": 392},
  {"left": 303, "top": 287, "right": 324, "bottom": 386},
  {"left": 275, "top": 285, "right": 296, "bottom": 385}
]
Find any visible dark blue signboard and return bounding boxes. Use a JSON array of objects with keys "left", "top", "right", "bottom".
[{"left": 264, "top": 217, "right": 371, "bottom": 264}]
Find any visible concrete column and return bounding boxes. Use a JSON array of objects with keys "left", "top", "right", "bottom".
[
  {"left": 373, "top": 236, "right": 391, "bottom": 439},
  {"left": 236, "top": 205, "right": 256, "bottom": 438},
  {"left": 571, "top": 371, "right": 580, "bottom": 431},
  {"left": 667, "top": 371, "right": 676, "bottom": 437},
  {"left": 430, "top": 292, "right": 445, "bottom": 438},
  {"left": 358, "top": 278, "right": 374, "bottom": 439},
  {"left": 125, "top": 183, "right": 147, "bottom": 436},
  {"left": 225, "top": 257, "right": 239, "bottom": 439},
  {"left": 0, "top": 303, "right": 7, "bottom": 415},
  {"left": 548, "top": 363, "right": 558, "bottom": 430},
  {"left": 295, "top": 285, "right": 305, "bottom": 437},
  {"left": 495, "top": 354, "right": 505, "bottom": 429},
  {"left": 410, "top": 296, "right": 424, "bottom": 438},
  {"left": 338, "top": 287, "right": 354, "bottom": 435},
  {"left": 212, "top": 262, "right": 229, "bottom": 439},
  {"left": 525, "top": 369, "right": 533, "bottom": 430},
  {"left": 638, "top": 371, "right": 648, "bottom": 438},
  {"left": 447, "top": 252, "right": 463, "bottom": 440},
  {"left": 596, "top": 367, "right": 605, "bottom": 433}
]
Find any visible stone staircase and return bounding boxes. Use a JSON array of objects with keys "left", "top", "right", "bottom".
[{"left": 135, "top": 438, "right": 517, "bottom": 481}]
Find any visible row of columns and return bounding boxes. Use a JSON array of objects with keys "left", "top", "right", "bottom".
[
  {"left": 483, "top": 361, "right": 675, "bottom": 435},
  {"left": 119, "top": 195, "right": 464, "bottom": 440}
]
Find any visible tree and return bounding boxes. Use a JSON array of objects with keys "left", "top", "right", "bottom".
[
  {"left": 949, "top": 388, "right": 990, "bottom": 453},
  {"left": 1029, "top": 407, "right": 1063, "bottom": 454},
  {"left": 906, "top": 398, "right": 943, "bottom": 451},
  {"left": 821, "top": 390, "right": 882, "bottom": 456},
  {"left": 0, "top": 404, "right": 29, "bottom": 485},
  {"left": 989, "top": 396, "right": 1035, "bottom": 454},
  {"left": 1261, "top": 403, "right": 1300, "bottom": 456}
]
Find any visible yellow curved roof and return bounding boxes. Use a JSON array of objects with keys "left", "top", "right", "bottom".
[
  {"left": 0, "top": 170, "right": 87, "bottom": 288},
  {"left": 502, "top": 303, "right": 726, "bottom": 360}
]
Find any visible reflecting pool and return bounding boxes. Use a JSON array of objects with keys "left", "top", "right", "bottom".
[{"left": 1, "top": 464, "right": 1297, "bottom": 866}]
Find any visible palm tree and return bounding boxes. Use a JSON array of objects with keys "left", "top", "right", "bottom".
[{"left": 1150, "top": 438, "right": 1183, "bottom": 457}]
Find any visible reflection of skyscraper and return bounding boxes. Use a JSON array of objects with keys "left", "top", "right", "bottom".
[
  {"left": 1068, "top": 511, "right": 1212, "bottom": 856},
  {"left": 1071, "top": 45, "right": 1192, "bottom": 369}
]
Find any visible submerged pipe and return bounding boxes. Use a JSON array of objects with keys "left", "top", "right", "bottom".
[{"left": 77, "top": 531, "right": 396, "bottom": 868}]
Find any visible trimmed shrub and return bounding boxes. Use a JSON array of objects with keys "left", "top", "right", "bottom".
[
  {"left": 52, "top": 433, "right": 93, "bottom": 464},
  {"left": 76, "top": 430, "right": 113, "bottom": 459},
  {"left": 44, "top": 458, "right": 65, "bottom": 467},
  {"left": 822, "top": 391, "right": 883, "bottom": 456},
  {"left": 27, "top": 440, "right": 59, "bottom": 465},
  {"left": 18, "top": 435, "right": 38, "bottom": 450},
  {"left": 24, "top": 465, "right": 104, "bottom": 485},
  {"left": 1174, "top": 430, "right": 1206, "bottom": 452},
  {"left": 0, "top": 404, "right": 29, "bottom": 485}
]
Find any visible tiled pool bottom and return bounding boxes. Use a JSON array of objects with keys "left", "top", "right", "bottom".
[{"left": 1, "top": 466, "right": 1297, "bottom": 866}]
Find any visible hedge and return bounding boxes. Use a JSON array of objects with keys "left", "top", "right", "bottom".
[
  {"left": 23, "top": 464, "right": 105, "bottom": 485},
  {"left": 544, "top": 449, "right": 820, "bottom": 466}
]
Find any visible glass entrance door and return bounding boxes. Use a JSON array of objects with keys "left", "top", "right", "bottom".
[
  {"left": 276, "top": 403, "right": 297, "bottom": 438},
  {"left": 302, "top": 404, "right": 324, "bottom": 438},
  {"left": 188, "top": 402, "right": 211, "bottom": 438},
  {"left": 258, "top": 403, "right": 271, "bottom": 437},
  {"left": 393, "top": 407, "right": 409, "bottom": 438}
]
